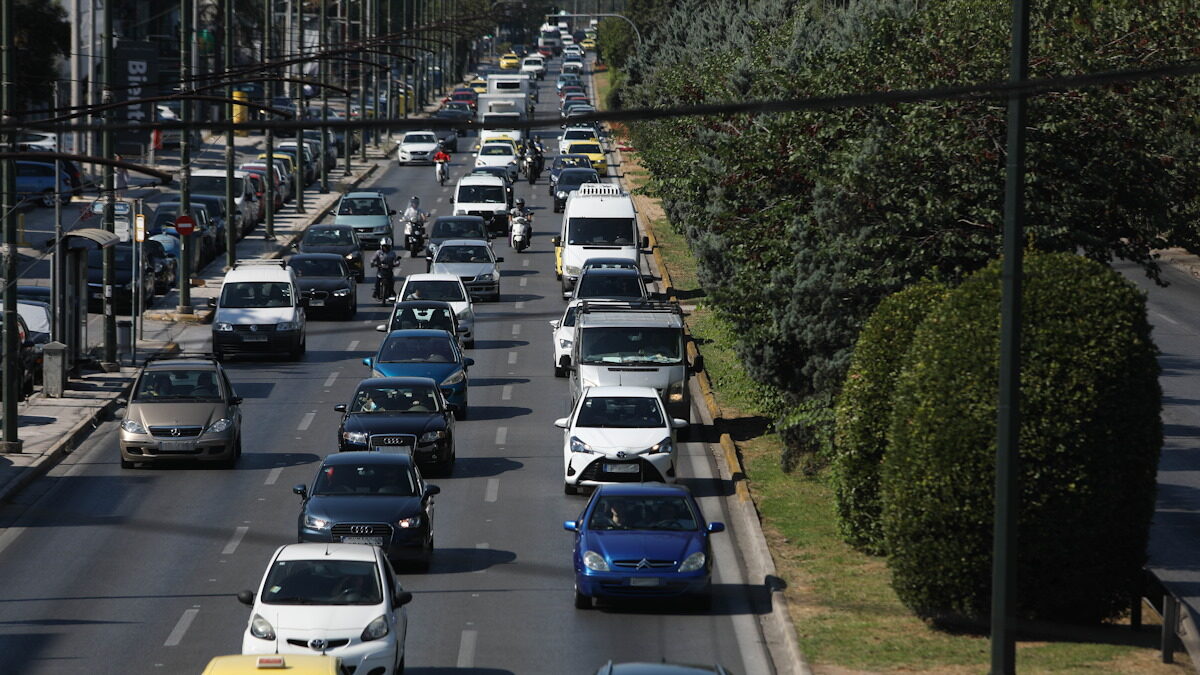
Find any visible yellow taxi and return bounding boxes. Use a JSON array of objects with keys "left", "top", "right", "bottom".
[
  {"left": 201, "top": 654, "right": 342, "bottom": 675},
  {"left": 581, "top": 38, "right": 597, "bottom": 51},
  {"left": 499, "top": 53, "right": 521, "bottom": 69},
  {"left": 257, "top": 152, "right": 296, "bottom": 179},
  {"left": 476, "top": 134, "right": 521, "bottom": 156},
  {"left": 468, "top": 77, "right": 488, "bottom": 94},
  {"left": 566, "top": 141, "right": 607, "bottom": 174}
]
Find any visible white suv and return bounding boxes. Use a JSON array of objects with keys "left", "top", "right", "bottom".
[
  {"left": 555, "top": 386, "right": 689, "bottom": 495},
  {"left": 238, "top": 543, "right": 412, "bottom": 675},
  {"left": 211, "top": 260, "right": 307, "bottom": 360}
]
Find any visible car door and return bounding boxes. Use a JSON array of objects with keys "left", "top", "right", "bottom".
[
  {"left": 381, "top": 555, "right": 408, "bottom": 654},
  {"left": 221, "top": 369, "right": 242, "bottom": 433}
]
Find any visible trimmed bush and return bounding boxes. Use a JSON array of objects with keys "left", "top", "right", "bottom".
[
  {"left": 881, "top": 251, "right": 1161, "bottom": 625},
  {"left": 833, "top": 281, "right": 949, "bottom": 555}
]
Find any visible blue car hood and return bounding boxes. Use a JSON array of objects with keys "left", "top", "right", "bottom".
[
  {"left": 583, "top": 530, "right": 702, "bottom": 564},
  {"left": 372, "top": 362, "right": 462, "bottom": 383},
  {"left": 307, "top": 494, "right": 424, "bottom": 522}
]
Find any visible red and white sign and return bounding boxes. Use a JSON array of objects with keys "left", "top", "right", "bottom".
[{"left": 174, "top": 214, "right": 196, "bottom": 236}]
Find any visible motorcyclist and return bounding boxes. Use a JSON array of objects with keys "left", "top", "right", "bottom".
[
  {"left": 523, "top": 142, "right": 540, "bottom": 184},
  {"left": 432, "top": 146, "right": 451, "bottom": 184},
  {"left": 509, "top": 198, "right": 532, "bottom": 247},
  {"left": 370, "top": 238, "right": 401, "bottom": 301},
  {"left": 402, "top": 196, "right": 428, "bottom": 238},
  {"left": 531, "top": 139, "right": 545, "bottom": 180}
]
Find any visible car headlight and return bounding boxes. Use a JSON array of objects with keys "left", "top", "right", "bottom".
[
  {"left": 121, "top": 419, "right": 147, "bottom": 434},
  {"left": 648, "top": 437, "right": 672, "bottom": 455},
  {"left": 303, "top": 513, "right": 330, "bottom": 530},
  {"left": 569, "top": 436, "right": 593, "bottom": 454},
  {"left": 342, "top": 431, "right": 368, "bottom": 445},
  {"left": 419, "top": 430, "right": 446, "bottom": 443},
  {"left": 564, "top": 265, "right": 581, "bottom": 276},
  {"left": 276, "top": 321, "right": 298, "bottom": 331},
  {"left": 214, "top": 322, "right": 233, "bottom": 332},
  {"left": 583, "top": 550, "right": 610, "bottom": 572},
  {"left": 250, "top": 613, "right": 276, "bottom": 640},
  {"left": 441, "top": 370, "right": 466, "bottom": 386},
  {"left": 344, "top": 253, "right": 356, "bottom": 260},
  {"left": 476, "top": 272, "right": 494, "bottom": 282},
  {"left": 361, "top": 615, "right": 390, "bottom": 642},
  {"left": 475, "top": 159, "right": 485, "bottom": 166},
  {"left": 668, "top": 381, "right": 685, "bottom": 402},
  {"left": 556, "top": 191, "right": 567, "bottom": 199},
  {"left": 678, "top": 551, "right": 707, "bottom": 573},
  {"left": 332, "top": 288, "right": 351, "bottom": 297},
  {"left": 558, "top": 338, "right": 572, "bottom": 350},
  {"left": 205, "top": 418, "right": 233, "bottom": 434},
  {"left": 396, "top": 515, "right": 422, "bottom": 529}
]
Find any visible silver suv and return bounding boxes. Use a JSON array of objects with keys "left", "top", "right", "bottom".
[{"left": 118, "top": 354, "right": 243, "bottom": 469}]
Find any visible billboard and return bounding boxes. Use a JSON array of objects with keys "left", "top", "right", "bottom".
[{"left": 113, "top": 41, "right": 158, "bottom": 156}]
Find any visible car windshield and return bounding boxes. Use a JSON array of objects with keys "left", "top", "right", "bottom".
[
  {"left": 303, "top": 227, "right": 355, "bottom": 245},
  {"left": 379, "top": 335, "right": 457, "bottom": 363},
  {"left": 191, "top": 176, "right": 244, "bottom": 195},
  {"left": 567, "top": 217, "right": 636, "bottom": 246},
  {"left": 133, "top": 368, "right": 223, "bottom": 401},
  {"left": 260, "top": 558, "right": 383, "bottom": 605},
  {"left": 480, "top": 145, "right": 513, "bottom": 156},
  {"left": 403, "top": 280, "right": 466, "bottom": 302},
  {"left": 16, "top": 304, "right": 50, "bottom": 333},
  {"left": 588, "top": 496, "right": 699, "bottom": 531},
  {"left": 555, "top": 156, "right": 590, "bottom": 170},
  {"left": 558, "top": 170, "right": 598, "bottom": 189},
  {"left": 576, "top": 395, "right": 665, "bottom": 428},
  {"left": 569, "top": 143, "right": 601, "bottom": 155},
  {"left": 576, "top": 274, "right": 643, "bottom": 300},
  {"left": 431, "top": 220, "right": 486, "bottom": 239},
  {"left": 390, "top": 306, "right": 456, "bottom": 332},
  {"left": 88, "top": 247, "right": 135, "bottom": 269},
  {"left": 337, "top": 197, "right": 386, "bottom": 216},
  {"left": 456, "top": 186, "right": 506, "bottom": 203},
  {"left": 565, "top": 130, "right": 593, "bottom": 140},
  {"left": 291, "top": 257, "right": 347, "bottom": 277},
  {"left": 436, "top": 245, "right": 492, "bottom": 264},
  {"left": 350, "top": 385, "right": 440, "bottom": 413},
  {"left": 404, "top": 133, "right": 437, "bottom": 145},
  {"left": 219, "top": 281, "right": 294, "bottom": 308},
  {"left": 579, "top": 327, "right": 683, "bottom": 365}
]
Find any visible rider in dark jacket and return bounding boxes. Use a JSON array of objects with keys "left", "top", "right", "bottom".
[{"left": 371, "top": 238, "right": 401, "bottom": 300}]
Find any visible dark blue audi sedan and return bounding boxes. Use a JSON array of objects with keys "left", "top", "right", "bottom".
[{"left": 563, "top": 483, "right": 724, "bottom": 609}]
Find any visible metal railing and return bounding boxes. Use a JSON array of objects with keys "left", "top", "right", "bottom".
[{"left": 1140, "top": 569, "right": 1200, "bottom": 668}]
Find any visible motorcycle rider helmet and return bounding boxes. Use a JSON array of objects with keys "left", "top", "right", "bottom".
[
  {"left": 380, "top": 237, "right": 392, "bottom": 250},
  {"left": 516, "top": 198, "right": 525, "bottom": 209},
  {"left": 410, "top": 196, "right": 420, "bottom": 207}
]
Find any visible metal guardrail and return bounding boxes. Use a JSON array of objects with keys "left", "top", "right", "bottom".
[{"left": 1141, "top": 569, "right": 1200, "bottom": 668}]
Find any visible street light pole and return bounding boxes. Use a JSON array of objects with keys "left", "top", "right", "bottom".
[
  {"left": 320, "top": 0, "right": 330, "bottom": 193},
  {"left": 224, "top": 0, "right": 237, "bottom": 269},
  {"left": 1, "top": 0, "right": 21, "bottom": 451},
  {"left": 178, "top": 0, "right": 195, "bottom": 313},
  {"left": 100, "top": 0, "right": 117, "bottom": 370},
  {"left": 294, "top": 0, "right": 307, "bottom": 214}
]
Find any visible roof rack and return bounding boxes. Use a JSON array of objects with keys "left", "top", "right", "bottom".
[
  {"left": 143, "top": 351, "right": 219, "bottom": 365},
  {"left": 578, "top": 299, "right": 682, "bottom": 315},
  {"left": 574, "top": 183, "right": 624, "bottom": 197},
  {"left": 232, "top": 259, "right": 287, "bottom": 268}
]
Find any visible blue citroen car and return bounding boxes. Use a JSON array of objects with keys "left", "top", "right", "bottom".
[
  {"left": 564, "top": 483, "right": 724, "bottom": 609},
  {"left": 364, "top": 329, "right": 473, "bottom": 418}
]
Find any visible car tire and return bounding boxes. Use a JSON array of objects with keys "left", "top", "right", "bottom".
[
  {"left": 290, "top": 336, "right": 305, "bottom": 360},
  {"left": 120, "top": 456, "right": 134, "bottom": 470},
  {"left": 40, "top": 189, "right": 56, "bottom": 208},
  {"left": 574, "top": 588, "right": 591, "bottom": 609},
  {"left": 456, "top": 403, "right": 468, "bottom": 421},
  {"left": 396, "top": 655, "right": 405, "bottom": 674},
  {"left": 563, "top": 482, "right": 578, "bottom": 495},
  {"left": 490, "top": 292, "right": 500, "bottom": 303},
  {"left": 464, "top": 339, "right": 474, "bottom": 349},
  {"left": 554, "top": 364, "right": 566, "bottom": 378},
  {"left": 343, "top": 301, "right": 356, "bottom": 321}
]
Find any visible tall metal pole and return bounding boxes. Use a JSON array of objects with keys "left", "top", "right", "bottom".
[
  {"left": 224, "top": 0, "right": 237, "bottom": 269},
  {"left": 52, "top": 85, "right": 64, "bottom": 343},
  {"left": 991, "top": 2, "right": 1030, "bottom": 674},
  {"left": 357, "top": 0, "right": 368, "bottom": 163},
  {"left": 100, "top": 0, "right": 117, "bottom": 369},
  {"left": 319, "top": 0, "right": 330, "bottom": 193},
  {"left": 178, "top": 0, "right": 194, "bottom": 313},
  {"left": 264, "top": 0, "right": 277, "bottom": 240},
  {"left": 343, "top": 0, "right": 353, "bottom": 176},
  {"left": 294, "top": 0, "right": 307, "bottom": 214},
  {"left": 1, "top": 0, "right": 21, "bottom": 451}
]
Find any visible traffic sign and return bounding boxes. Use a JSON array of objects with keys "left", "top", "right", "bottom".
[
  {"left": 135, "top": 213, "right": 146, "bottom": 243},
  {"left": 174, "top": 214, "right": 196, "bottom": 236}
]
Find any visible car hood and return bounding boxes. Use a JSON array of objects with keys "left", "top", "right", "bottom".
[
  {"left": 332, "top": 215, "right": 390, "bottom": 228},
  {"left": 400, "top": 142, "right": 439, "bottom": 153},
  {"left": 475, "top": 156, "right": 515, "bottom": 167},
  {"left": 564, "top": 247, "right": 636, "bottom": 270},
  {"left": 256, "top": 603, "right": 382, "bottom": 632},
  {"left": 372, "top": 362, "right": 463, "bottom": 383},
  {"left": 431, "top": 262, "right": 495, "bottom": 278},
  {"left": 307, "top": 494, "right": 425, "bottom": 524},
  {"left": 128, "top": 401, "right": 226, "bottom": 428},
  {"left": 296, "top": 277, "right": 352, "bottom": 293},
  {"left": 344, "top": 412, "right": 444, "bottom": 435},
  {"left": 578, "top": 366, "right": 679, "bottom": 390},
  {"left": 298, "top": 243, "right": 358, "bottom": 256},
  {"left": 214, "top": 307, "right": 296, "bottom": 324},
  {"left": 583, "top": 530, "right": 702, "bottom": 565},
  {"left": 572, "top": 427, "right": 665, "bottom": 452}
]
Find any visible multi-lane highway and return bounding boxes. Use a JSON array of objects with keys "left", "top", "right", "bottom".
[{"left": 0, "top": 57, "right": 778, "bottom": 674}]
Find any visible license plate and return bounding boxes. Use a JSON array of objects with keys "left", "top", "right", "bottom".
[
  {"left": 630, "top": 577, "right": 661, "bottom": 587},
  {"left": 242, "top": 334, "right": 267, "bottom": 342},
  {"left": 309, "top": 299, "right": 325, "bottom": 307},
  {"left": 158, "top": 441, "right": 194, "bottom": 452},
  {"left": 605, "top": 463, "right": 641, "bottom": 474},
  {"left": 339, "top": 536, "right": 384, "bottom": 546}
]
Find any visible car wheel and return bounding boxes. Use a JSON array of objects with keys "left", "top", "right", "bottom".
[
  {"left": 554, "top": 364, "right": 566, "bottom": 378},
  {"left": 456, "top": 403, "right": 468, "bottom": 421},
  {"left": 563, "top": 482, "right": 578, "bottom": 495},
  {"left": 396, "top": 655, "right": 405, "bottom": 674},
  {"left": 40, "top": 189, "right": 56, "bottom": 208},
  {"left": 120, "top": 456, "right": 135, "bottom": 470},
  {"left": 464, "top": 339, "right": 474, "bottom": 349},
  {"left": 219, "top": 448, "right": 238, "bottom": 470},
  {"left": 574, "top": 588, "right": 591, "bottom": 609},
  {"left": 491, "top": 291, "right": 500, "bottom": 303}
]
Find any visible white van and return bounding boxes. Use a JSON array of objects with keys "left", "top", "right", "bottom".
[
  {"left": 486, "top": 73, "right": 537, "bottom": 103},
  {"left": 553, "top": 184, "right": 648, "bottom": 299},
  {"left": 191, "top": 169, "right": 258, "bottom": 234},
  {"left": 211, "top": 260, "right": 307, "bottom": 360},
  {"left": 451, "top": 174, "right": 511, "bottom": 238}
]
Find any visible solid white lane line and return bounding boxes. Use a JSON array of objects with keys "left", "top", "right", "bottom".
[
  {"left": 297, "top": 412, "right": 316, "bottom": 431},
  {"left": 495, "top": 427, "right": 507, "bottom": 445},
  {"left": 511, "top": 324, "right": 521, "bottom": 336},
  {"left": 519, "top": 277, "right": 527, "bottom": 287},
  {"left": 507, "top": 351, "right": 517, "bottom": 365},
  {"left": 348, "top": 340, "right": 360, "bottom": 351},
  {"left": 265, "top": 467, "right": 283, "bottom": 485},
  {"left": 222, "top": 526, "right": 249, "bottom": 555},
  {"left": 484, "top": 478, "right": 499, "bottom": 503},
  {"left": 323, "top": 372, "right": 339, "bottom": 387},
  {"left": 501, "top": 385, "right": 512, "bottom": 401},
  {"left": 163, "top": 608, "right": 200, "bottom": 646},
  {"left": 457, "top": 629, "right": 478, "bottom": 668}
]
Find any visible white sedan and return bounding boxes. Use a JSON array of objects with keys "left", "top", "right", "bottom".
[
  {"left": 239, "top": 543, "right": 412, "bottom": 675},
  {"left": 555, "top": 385, "right": 689, "bottom": 495},
  {"left": 474, "top": 142, "right": 519, "bottom": 182},
  {"left": 396, "top": 273, "right": 476, "bottom": 348},
  {"left": 396, "top": 131, "right": 440, "bottom": 165}
]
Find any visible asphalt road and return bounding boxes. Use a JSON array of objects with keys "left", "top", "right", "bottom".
[{"left": 0, "top": 57, "right": 777, "bottom": 674}]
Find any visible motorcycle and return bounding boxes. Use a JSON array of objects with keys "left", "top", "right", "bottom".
[
  {"left": 435, "top": 160, "right": 448, "bottom": 186},
  {"left": 405, "top": 219, "right": 426, "bottom": 257},
  {"left": 510, "top": 216, "right": 531, "bottom": 252}
]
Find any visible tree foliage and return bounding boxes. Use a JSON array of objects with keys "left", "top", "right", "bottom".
[
  {"left": 12, "top": 0, "right": 70, "bottom": 112},
  {"left": 880, "top": 252, "right": 1161, "bottom": 625}
]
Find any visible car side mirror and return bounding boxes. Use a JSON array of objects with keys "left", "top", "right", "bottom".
[
  {"left": 707, "top": 522, "right": 725, "bottom": 534},
  {"left": 448, "top": 196, "right": 454, "bottom": 204},
  {"left": 551, "top": 236, "right": 561, "bottom": 246},
  {"left": 494, "top": 257, "right": 504, "bottom": 263},
  {"left": 640, "top": 236, "right": 650, "bottom": 249},
  {"left": 362, "top": 357, "right": 373, "bottom": 368},
  {"left": 563, "top": 520, "right": 579, "bottom": 532},
  {"left": 334, "top": 404, "right": 347, "bottom": 412},
  {"left": 375, "top": 324, "right": 386, "bottom": 332},
  {"left": 388, "top": 208, "right": 397, "bottom": 215},
  {"left": 230, "top": 396, "right": 243, "bottom": 405},
  {"left": 394, "top": 590, "right": 414, "bottom": 607},
  {"left": 553, "top": 417, "right": 569, "bottom": 429},
  {"left": 691, "top": 355, "right": 704, "bottom": 373},
  {"left": 116, "top": 397, "right": 128, "bottom": 406},
  {"left": 292, "top": 483, "right": 308, "bottom": 498},
  {"left": 424, "top": 484, "right": 441, "bottom": 498},
  {"left": 237, "top": 590, "right": 256, "bottom": 606},
  {"left": 671, "top": 418, "right": 689, "bottom": 430},
  {"left": 549, "top": 320, "right": 560, "bottom": 329},
  {"left": 464, "top": 358, "right": 475, "bottom": 367},
  {"left": 207, "top": 297, "right": 218, "bottom": 308}
]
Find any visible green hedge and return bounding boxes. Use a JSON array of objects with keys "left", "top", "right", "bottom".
[
  {"left": 881, "top": 252, "right": 1161, "bottom": 625},
  {"left": 833, "top": 280, "right": 949, "bottom": 554}
]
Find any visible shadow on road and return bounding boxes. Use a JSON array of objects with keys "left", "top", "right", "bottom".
[
  {"left": 424, "top": 546, "right": 517, "bottom": 574},
  {"left": 444, "top": 457, "right": 523, "bottom": 479}
]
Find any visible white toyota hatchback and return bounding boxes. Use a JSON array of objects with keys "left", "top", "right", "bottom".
[
  {"left": 555, "top": 386, "right": 689, "bottom": 495},
  {"left": 239, "top": 543, "right": 412, "bottom": 674},
  {"left": 550, "top": 298, "right": 585, "bottom": 378}
]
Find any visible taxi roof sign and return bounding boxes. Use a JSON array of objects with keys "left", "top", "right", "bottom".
[{"left": 257, "top": 656, "right": 286, "bottom": 669}]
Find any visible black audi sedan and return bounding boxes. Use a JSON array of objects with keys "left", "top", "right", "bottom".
[
  {"left": 294, "top": 452, "right": 440, "bottom": 570},
  {"left": 287, "top": 252, "right": 357, "bottom": 320},
  {"left": 335, "top": 377, "right": 457, "bottom": 474},
  {"left": 295, "top": 223, "right": 365, "bottom": 281}
]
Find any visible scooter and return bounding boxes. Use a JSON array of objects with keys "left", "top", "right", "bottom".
[
  {"left": 510, "top": 216, "right": 531, "bottom": 252},
  {"left": 435, "top": 160, "right": 448, "bottom": 186},
  {"left": 405, "top": 220, "right": 426, "bottom": 257}
]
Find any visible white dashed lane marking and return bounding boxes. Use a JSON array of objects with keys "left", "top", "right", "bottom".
[
  {"left": 323, "top": 372, "right": 339, "bottom": 387},
  {"left": 507, "top": 352, "right": 517, "bottom": 365},
  {"left": 297, "top": 412, "right": 316, "bottom": 431},
  {"left": 163, "top": 608, "right": 200, "bottom": 646},
  {"left": 484, "top": 478, "right": 499, "bottom": 503},
  {"left": 494, "top": 427, "right": 507, "bottom": 445},
  {"left": 501, "top": 385, "right": 512, "bottom": 401},
  {"left": 348, "top": 340, "right": 360, "bottom": 351},
  {"left": 265, "top": 467, "right": 283, "bottom": 485},
  {"left": 222, "top": 526, "right": 249, "bottom": 555},
  {"left": 457, "top": 629, "right": 478, "bottom": 667}
]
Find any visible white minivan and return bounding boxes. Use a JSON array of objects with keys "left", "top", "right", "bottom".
[
  {"left": 451, "top": 174, "right": 511, "bottom": 238},
  {"left": 553, "top": 184, "right": 648, "bottom": 299},
  {"left": 211, "top": 260, "right": 308, "bottom": 360}
]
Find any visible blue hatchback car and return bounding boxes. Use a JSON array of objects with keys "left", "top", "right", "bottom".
[
  {"left": 564, "top": 483, "right": 725, "bottom": 609},
  {"left": 364, "top": 329, "right": 473, "bottom": 418}
]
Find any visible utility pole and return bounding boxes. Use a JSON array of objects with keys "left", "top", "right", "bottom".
[
  {"left": 358, "top": 0, "right": 368, "bottom": 163},
  {"left": 224, "top": 0, "right": 236, "bottom": 269},
  {"left": 319, "top": 0, "right": 329, "bottom": 193},
  {"left": 1, "top": 0, "right": 21, "bottom": 451},
  {"left": 178, "top": 0, "right": 194, "bottom": 313},
  {"left": 100, "top": 0, "right": 117, "bottom": 370},
  {"left": 294, "top": 0, "right": 307, "bottom": 214},
  {"left": 342, "top": 0, "right": 352, "bottom": 177},
  {"left": 264, "top": 0, "right": 276, "bottom": 239}
]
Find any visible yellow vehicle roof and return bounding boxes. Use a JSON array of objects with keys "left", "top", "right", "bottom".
[
  {"left": 201, "top": 654, "right": 342, "bottom": 675},
  {"left": 258, "top": 152, "right": 295, "bottom": 169}
]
